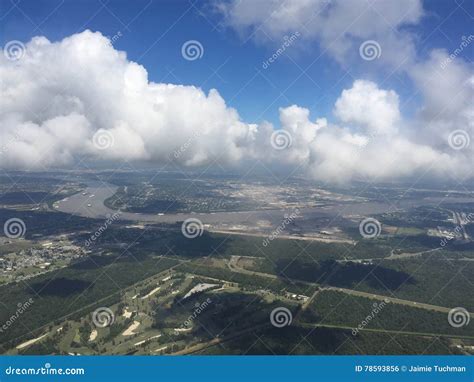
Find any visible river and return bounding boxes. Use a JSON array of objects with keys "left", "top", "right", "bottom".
[{"left": 54, "top": 182, "right": 472, "bottom": 226}]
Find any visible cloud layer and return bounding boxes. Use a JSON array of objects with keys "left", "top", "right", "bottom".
[
  {"left": 218, "top": 0, "right": 424, "bottom": 69},
  {"left": 0, "top": 29, "right": 472, "bottom": 183}
]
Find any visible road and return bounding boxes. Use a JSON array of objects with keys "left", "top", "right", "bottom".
[
  {"left": 298, "top": 323, "right": 474, "bottom": 340},
  {"left": 227, "top": 256, "right": 472, "bottom": 316},
  {"left": 337, "top": 247, "right": 444, "bottom": 264},
  {"left": 323, "top": 287, "right": 459, "bottom": 314},
  {"left": 175, "top": 321, "right": 474, "bottom": 355},
  {"left": 211, "top": 229, "right": 355, "bottom": 244},
  {"left": 173, "top": 323, "right": 271, "bottom": 355}
]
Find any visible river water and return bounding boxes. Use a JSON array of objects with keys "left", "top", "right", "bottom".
[{"left": 54, "top": 182, "right": 472, "bottom": 226}]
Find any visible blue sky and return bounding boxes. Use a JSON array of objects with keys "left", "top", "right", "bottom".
[{"left": 1, "top": 0, "right": 472, "bottom": 125}]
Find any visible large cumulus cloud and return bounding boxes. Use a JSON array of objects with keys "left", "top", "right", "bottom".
[
  {"left": 0, "top": 31, "right": 256, "bottom": 169},
  {"left": 0, "top": 30, "right": 472, "bottom": 183}
]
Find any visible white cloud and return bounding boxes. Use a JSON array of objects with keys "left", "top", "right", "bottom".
[
  {"left": 0, "top": 30, "right": 472, "bottom": 184},
  {"left": 274, "top": 102, "right": 465, "bottom": 183},
  {"left": 0, "top": 31, "right": 257, "bottom": 169},
  {"left": 218, "top": 0, "right": 423, "bottom": 68},
  {"left": 409, "top": 49, "right": 474, "bottom": 148},
  {"left": 334, "top": 80, "right": 400, "bottom": 136},
  {"left": 214, "top": 0, "right": 473, "bottom": 182}
]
